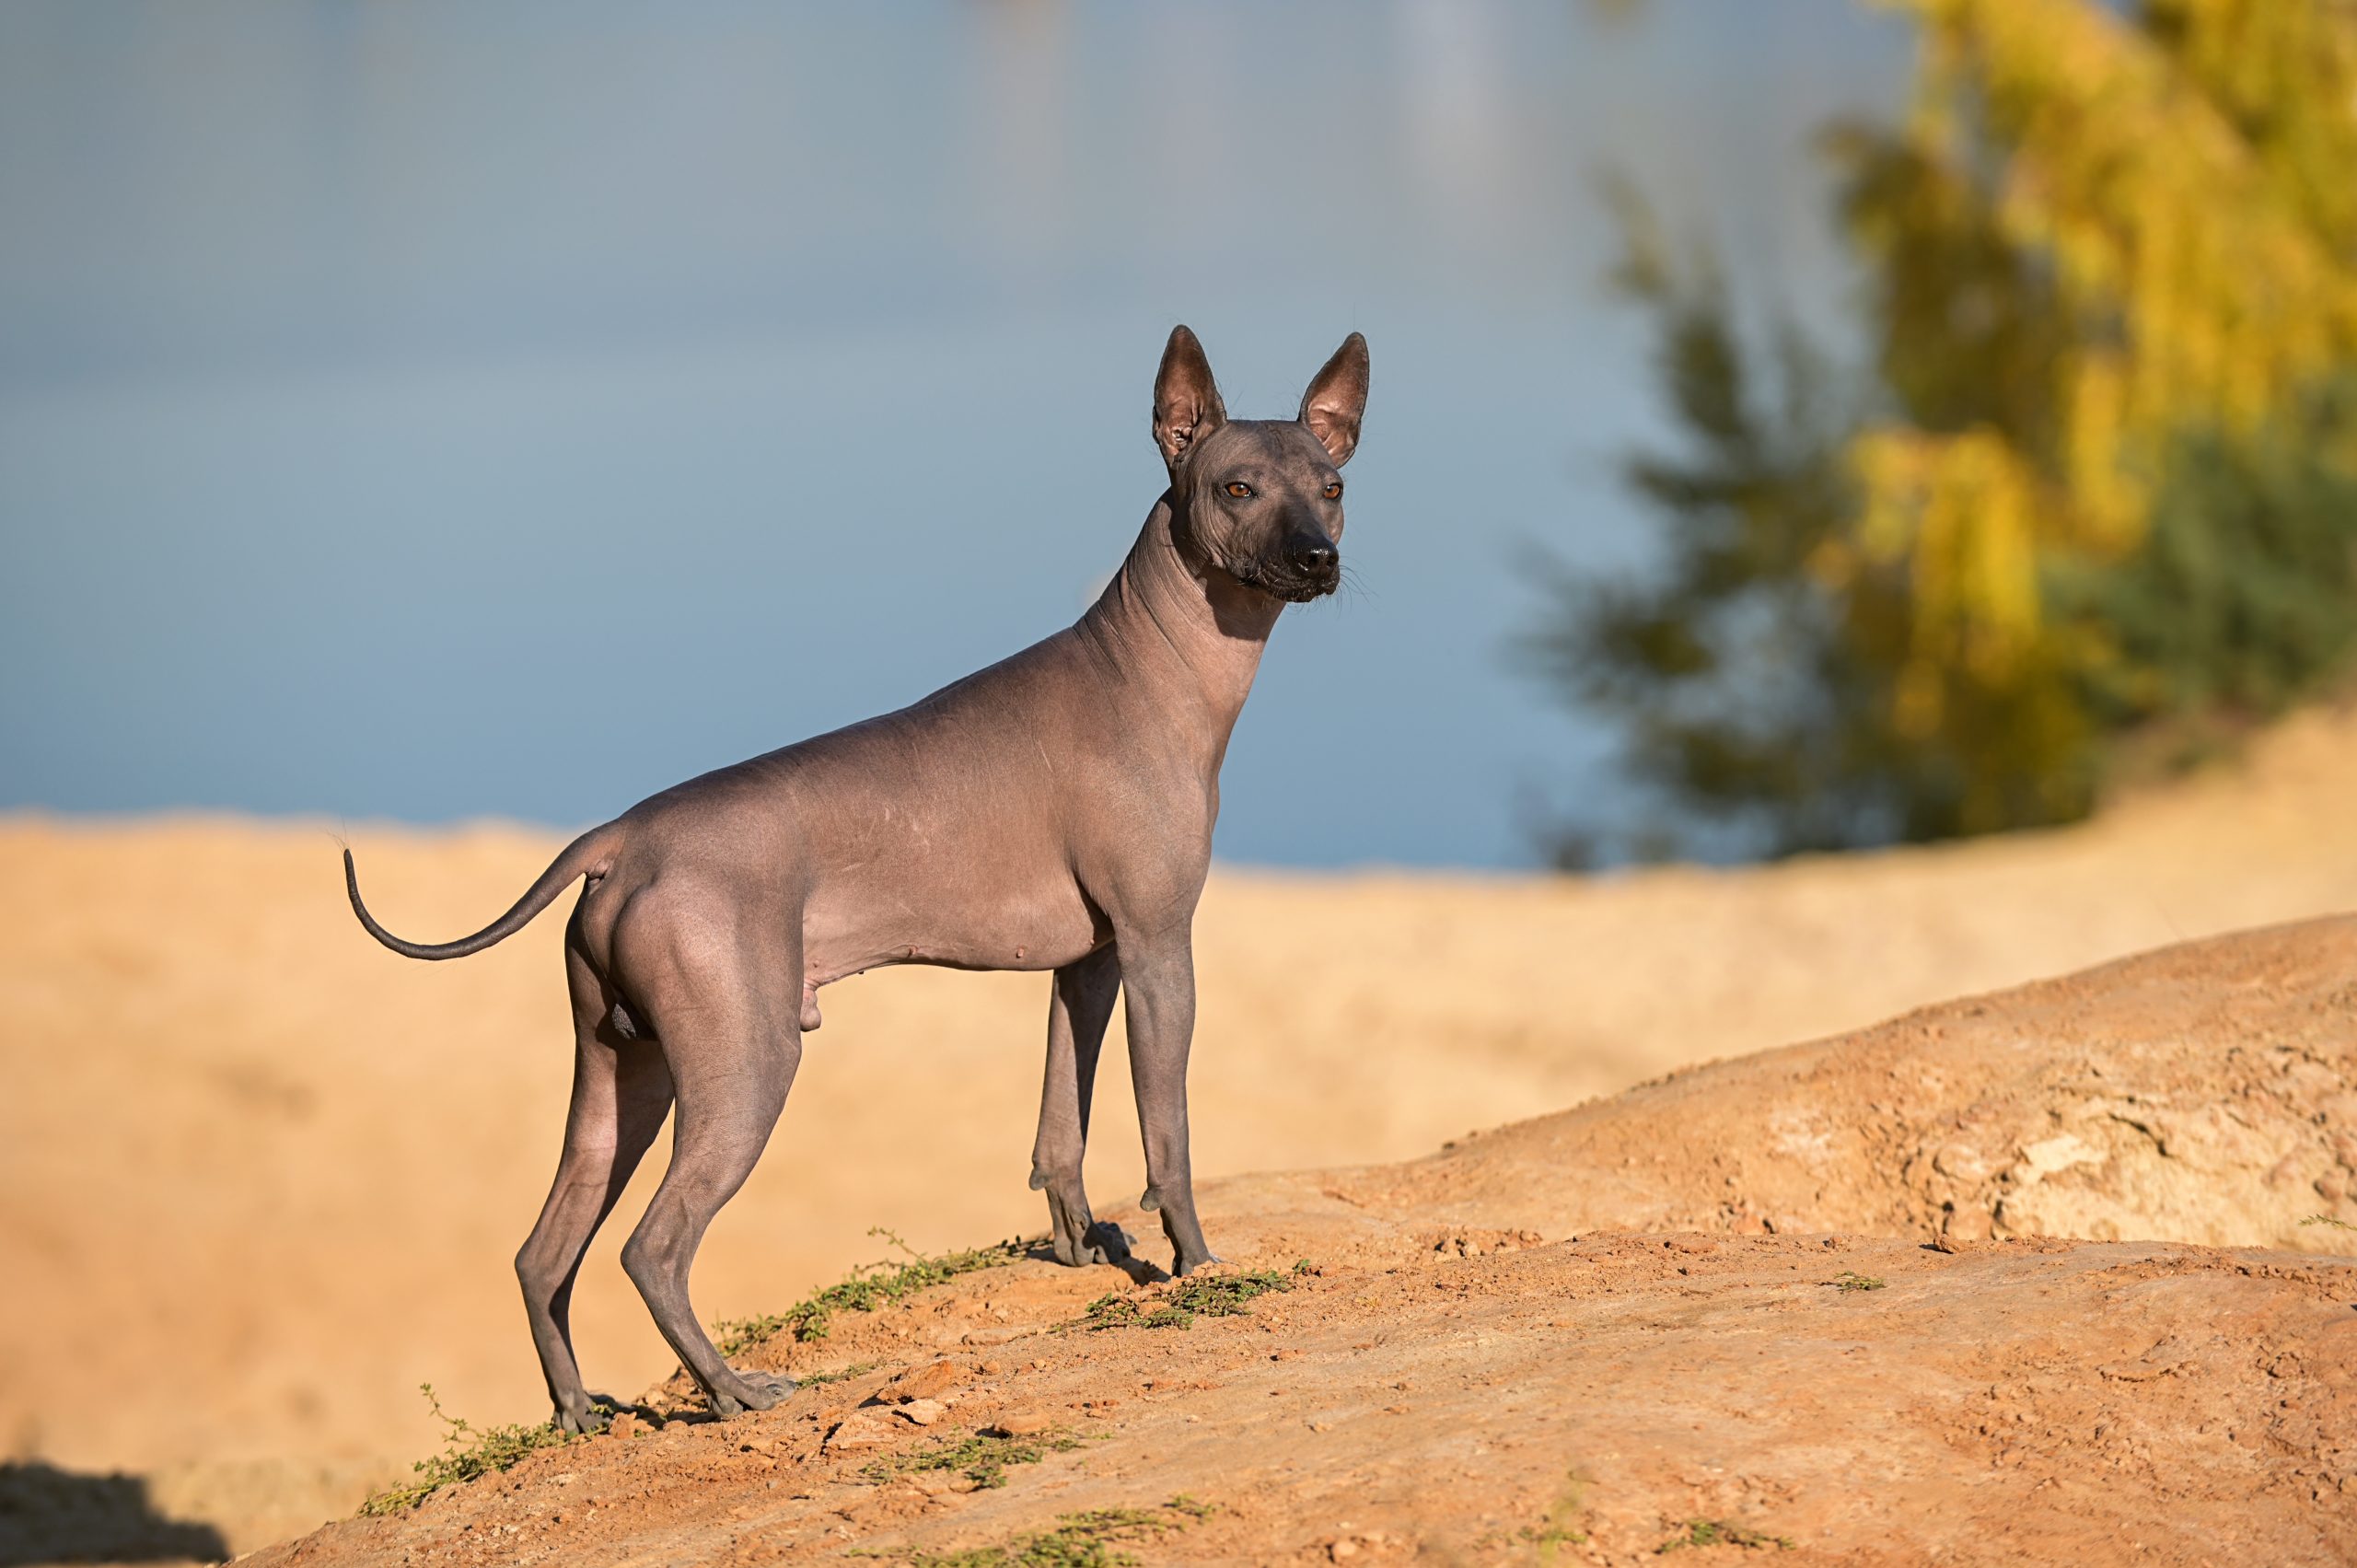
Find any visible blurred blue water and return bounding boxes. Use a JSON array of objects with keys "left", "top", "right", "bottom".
[{"left": 0, "top": 0, "right": 1906, "bottom": 866}]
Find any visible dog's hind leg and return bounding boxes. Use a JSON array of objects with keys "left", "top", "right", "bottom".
[
  {"left": 514, "top": 934, "right": 674, "bottom": 1434},
  {"left": 1028, "top": 944, "right": 1127, "bottom": 1266},
  {"left": 611, "top": 895, "right": 801, "bottom": 1417}
]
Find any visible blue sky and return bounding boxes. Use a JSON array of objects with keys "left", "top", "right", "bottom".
[{"left": 0, "top": 0, "right": 1908, "bottom": 866}]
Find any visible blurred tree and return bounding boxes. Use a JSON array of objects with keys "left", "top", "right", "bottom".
[{"left": 1534, "top": 0, "right": 2357, "bottom": 863}]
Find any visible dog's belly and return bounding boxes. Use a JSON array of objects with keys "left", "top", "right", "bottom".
[{"left": 798, "top": 870, "right": 1107, "bottom": 989}]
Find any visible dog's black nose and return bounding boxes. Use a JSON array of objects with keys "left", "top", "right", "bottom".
[{"left": 1289, "top": 540, "right": 1339, "bottom": 575}]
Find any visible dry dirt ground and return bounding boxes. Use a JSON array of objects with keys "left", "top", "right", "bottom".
[
  {"left": 245, "top": 914, "right": 2357, "bottom": 1567},
  {"left": 2, "top": 704, "right": 2355, "bottom": 1561}
]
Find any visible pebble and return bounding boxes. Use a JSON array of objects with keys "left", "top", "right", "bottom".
[
  {"left": 895, "top": 1398, "right": 948, "bottom": 1427},
  {"left": 991, "top": 1411, "right": 1054, "bottom": 1436},
  {"left": 887, "top": 1358, "right": 964, "bottom": 1402},
  {"left": 823, "top": 1410, "right": 901, "bottom": 1452}
]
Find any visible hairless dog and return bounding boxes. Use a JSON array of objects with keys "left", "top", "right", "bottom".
[{"left": 345, "top": 325, "right": 1369, "bottom": 1429}]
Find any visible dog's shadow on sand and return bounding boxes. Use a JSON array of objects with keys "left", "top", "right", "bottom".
[{"left": 0, "top": 1460, "right": 228, "bottom": 1567}]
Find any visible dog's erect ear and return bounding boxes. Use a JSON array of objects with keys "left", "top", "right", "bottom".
[
  {"left": 1298, "top": 332, "right": 1369, "bottom": 467},
  {"left": 1153, "top": 325, "right": 1227, "bottom": 469}
]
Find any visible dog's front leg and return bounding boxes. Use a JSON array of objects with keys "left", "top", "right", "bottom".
[
  {"left": 1118, "top": 930, "right": 1219, "bottom": 1275},
  {"left": 1029, "top": 944, "right": 1129, "bottom": 1266}
]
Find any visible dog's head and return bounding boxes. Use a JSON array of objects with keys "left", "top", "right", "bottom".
[{"left": 1152, "top": 325, "right": 1368, "bottom": 604}]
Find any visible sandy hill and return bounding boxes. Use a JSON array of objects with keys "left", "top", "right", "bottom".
[
  {"left": 1, "top": 702, "right": 2354, "bottom": 1558},
  {"left": 238, "top": 916, "right": 2357, "bottom": 1566}
]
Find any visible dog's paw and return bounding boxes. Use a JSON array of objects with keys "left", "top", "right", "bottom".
[
  {"left": 710, "top": 1371, "right": 795, "bottom": 1419},
  {"left": 1051, "top": 1223, "right": 1123, "bottom": 1268},
  {"left": 1076, "top": 1221, "right": 1136, "bottom": 1266},
  {"left": 553, "top": 1397, "right": 617, "bottom": 1436}
]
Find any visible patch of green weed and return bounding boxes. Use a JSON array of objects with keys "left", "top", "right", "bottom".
[
  {"left": 796, "top": 1360, "right": 880, "bottom": 1387},
  {"left": 863, "top": 1428, "right": 1087, "bottom": 1492},
  {"left": 2300, "top": 1214, "right": 2355, "bottom": 1231},
  {"left": 898, "top": 1496, "right": 1216, "bottom": 1566},
  {"left": 357, "top": 1385, "right": 576, "bottom": 1516},
  {"left": 713, "top": 1229, "right": 1030, "bottom": 1355},
  {"left": 1824, "top": 1271, "right": 1886, "bottom": 1292},
  {"left": 1519, "top": 1470, "right": 1589, "bottom": 1561},
  {"left": 1656, "top": 1518, "right": 1794, "bottom": 1552},
  {"left": 1074, "top": 1268, "right": 1296, "bottom": 1331}
]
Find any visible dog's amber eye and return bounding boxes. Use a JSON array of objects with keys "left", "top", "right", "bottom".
[
  {"left": 1225, "top": 482, "right": 1254, "bottom": 499},
  {"left": 1322, "top": 482, "right": 1343, "bottom": 500}
]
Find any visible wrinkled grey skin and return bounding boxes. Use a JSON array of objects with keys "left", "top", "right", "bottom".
[{"left": 344, "top": 326, "right": 1368, "bottom": 1431}]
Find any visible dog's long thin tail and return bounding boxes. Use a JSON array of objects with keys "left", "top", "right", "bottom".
[{"left": 344, "top": 823, "right": 623, "bottom": 960}]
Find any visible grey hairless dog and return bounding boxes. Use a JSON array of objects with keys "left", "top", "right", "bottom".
[{"left": 344, "top": 325, "right": 1368, "bottom": 1429}]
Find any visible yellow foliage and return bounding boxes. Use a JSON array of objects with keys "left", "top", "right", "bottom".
[{"left": 1852, "top": 0, "right": 2357, "bottom": 730}]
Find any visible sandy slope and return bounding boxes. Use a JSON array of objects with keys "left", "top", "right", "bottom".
[
  {"left": 243, "top": 916, "right": 2357, "bottom": 1567},
  {"left": 2, "top": 703, "right": 2354, "bottom": 1554}
]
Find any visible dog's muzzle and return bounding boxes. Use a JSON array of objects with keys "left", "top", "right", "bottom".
[{"left": 1237, "top": 538, "right": 1341, "bottom": 602}]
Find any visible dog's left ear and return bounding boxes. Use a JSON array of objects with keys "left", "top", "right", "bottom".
[{"left": 1299, "top": 332, "right": 1369, "bottom": 467}]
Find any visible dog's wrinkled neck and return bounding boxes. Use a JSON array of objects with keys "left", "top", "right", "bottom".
[{"left": 1079, "top": 494, "right": 1283, "bottom": 736}]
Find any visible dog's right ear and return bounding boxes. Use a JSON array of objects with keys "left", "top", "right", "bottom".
[{"left": 1153, "top": 325, "right": 1227, "bottom": 470}]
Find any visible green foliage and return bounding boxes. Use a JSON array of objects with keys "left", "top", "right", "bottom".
[
  {"left": 2300, "top": 1214, "right": 2355, "bottom": 1231},
  {"left": 1521, "top": 1469, "right": 1592, "bottom": 1562},
  {"left": 1073, "top": 1269, "right": 1295, "bottom": 1331},
  {"left": 897, "top": 1497, "right": 1216, "bottom": 1567},
  {"left": 863, "top": 1428, "right": 1086, "bottom": 1492},
  {"left": 1825, "top": 1271, "right": 1887, "bottom": 1292},
  {"left": 796, "top": 1360, "right": 881, "bottom": 1386},
  {"left": 1656, "top": 1518, "right": 1794, "bottom": 1553},
  {"left": 2060, "top": 385, "right": 2357, "bottom": 734},
  {"left": 1531, "top": 2, "right": 2357, "bottom": 862},
  {"left": 712, "top": 1229, "right": 1029, "bottom": 1356},
  {"left": 357, "top": 1385, "right": 576, "bottom": 1516}
]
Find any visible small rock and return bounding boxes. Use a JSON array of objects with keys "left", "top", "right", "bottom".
[
  {"left": 960, "top": 1327, "right": 1023, "bottom": 1346},
  {"left": 1330, "top": 1539, "right": 1360, "bottom": 1562},
  {"left": 550, "top": 1473, "right": 577, "bottom": 1487},
  {"left": 887, "top": 1359, "right": 964, "bottom": 1402},
  {"left": 895, "top": 1398, "right": 948, "bottom": 1427},
  {"left": 606, "top": 1413, "right": 641, "bottom": 1439},
  {"left": 979, "top": 1360, "right": 1004, "bottom": 1375},
  {"left": 991, "top": 1411, "right": 1053, "bottom": 1436},
  {"left": 823, "top": 1409, "right": 900, "bottom": 1452}
]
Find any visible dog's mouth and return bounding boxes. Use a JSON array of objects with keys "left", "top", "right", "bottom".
[{"left": 1229, "top": 560, "right": 1341, "bottom": 603}]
